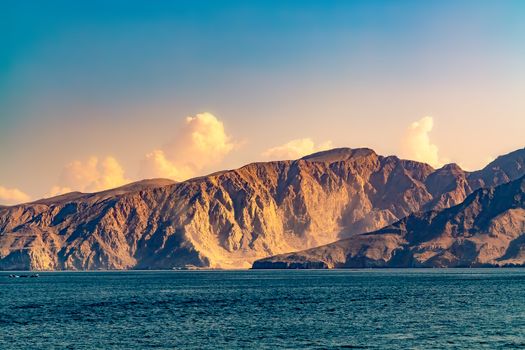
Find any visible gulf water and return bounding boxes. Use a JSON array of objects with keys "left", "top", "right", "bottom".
[{"left": 1, "top": 269, "right": 524, "bottom": 349}]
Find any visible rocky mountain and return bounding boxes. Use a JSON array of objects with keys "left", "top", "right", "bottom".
[
  {"left": 253, "top": 174, "right": 525, "bottom": 268},
  {"left": 0, "top": 147, "right": 524, "bottom": 270}
]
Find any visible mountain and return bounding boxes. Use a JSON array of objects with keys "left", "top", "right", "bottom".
[
  {"left": 0, "top": 147, "right": 524, "bottom": 270},
  {"left": 253, "top": 175, "right": 525, "bottom": 269}
]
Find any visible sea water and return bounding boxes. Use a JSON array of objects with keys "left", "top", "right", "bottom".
[{"left": 1, "top": 269, "right": 524, "bottom": 349}]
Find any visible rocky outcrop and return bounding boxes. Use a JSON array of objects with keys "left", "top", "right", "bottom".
[
  {"left": 253, "top": 175, "right": 525, "bottom": 268},
  {"left": 1, "top": 147, "right": 524, "bottom": 270}
]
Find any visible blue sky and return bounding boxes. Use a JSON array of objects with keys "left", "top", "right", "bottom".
[{"left": 1, "top": 0, "right": 524, "bottom": 203}]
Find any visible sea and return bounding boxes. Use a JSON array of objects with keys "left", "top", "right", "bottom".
[{"left": 1, "top": 269, "right": 524, "bottom": 349}]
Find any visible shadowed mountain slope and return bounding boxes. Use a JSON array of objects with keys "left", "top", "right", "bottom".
[{"left": 253, "top": 175, "right": 525, "bottom": 269}]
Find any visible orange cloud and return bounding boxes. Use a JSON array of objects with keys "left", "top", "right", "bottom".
[
  {"left": 140, "top": 112, "right": 236, "bottom": 181},
  {"left": 0, "top": 186, "right": 31, "bottom": 205},
  {"left": 400, "top": 116, "right": 449, "bottom": 168},
  {"left": 49, "top": 156, "right": 130, "bottom": 195}
]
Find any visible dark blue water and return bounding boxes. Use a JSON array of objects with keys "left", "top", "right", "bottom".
[{"left": 1, "top": 269, "right": 525, "bottom": 349}]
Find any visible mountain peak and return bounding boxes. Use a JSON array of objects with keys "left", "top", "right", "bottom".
[
  {"left": 470, "top": 147, "right": 525, "bottom": 187},
  {"left": 438, "top": 163, "right": 464, "bottom": 172},
  {"left": 301, "top": 147, "right": 376, "bottom": 163},
  {"left": 483, "top": 148, "right": 525, "bottom": 171}
]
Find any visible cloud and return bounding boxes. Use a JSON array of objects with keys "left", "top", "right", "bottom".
[
  {"left": 140, "top": 149, "right": 193, "bottom": 181},
  {"left": 139, "top": 112, "right": 235, "bottom": 181},
  {"left": 400, "top": 116, "right": 448, "bottom": 168},
  {"left": 262, "top": 138, "right": 333, "bottom": 160},
  {"left": 0, "top": 186, "right": 31, "bottom": 205},
  {"left": 50, "top": 156, "right": 130, "bottom": 195},
  {"left": 46, "top": 113, "right": 233, "bottom": 196}
]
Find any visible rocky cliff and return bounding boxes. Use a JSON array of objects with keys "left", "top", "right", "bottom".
[
  {"left": 1, "top": 147, "right": 524, "bottom": 270},
  {"left": 253, "top": 174, "right": 525, "bottom": 268}
]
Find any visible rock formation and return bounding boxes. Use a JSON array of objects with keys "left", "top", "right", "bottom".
[
  {"left": 253, "top": 174, "right": 525, "bottom": 268},
  {"left": 0, "top": 147, "right": 524, "bottom": 270}
]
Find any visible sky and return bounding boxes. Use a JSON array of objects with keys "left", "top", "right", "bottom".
[{"left": 1, "top": 0, "right": 524, "bottom": 204}]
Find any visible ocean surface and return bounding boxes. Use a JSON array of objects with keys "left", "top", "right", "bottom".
[{"left": 1, "top": 269, "right": 525, "bottom": 349}]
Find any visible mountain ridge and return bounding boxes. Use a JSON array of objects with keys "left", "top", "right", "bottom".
[{"left": 1, "top": 147, "right": 524, "bottom": 270}]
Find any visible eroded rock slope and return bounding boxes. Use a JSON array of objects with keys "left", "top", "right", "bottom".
[{"left": 253, "top": 174, "right": 525, "bottom": 268}]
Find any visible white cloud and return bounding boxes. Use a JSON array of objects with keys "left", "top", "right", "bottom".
[
  {"left": 139, "top": 112, "right": 235, "bottom": 181},
  {"left": 50, "top": 156, "right": 130, "bottom": 195},
  {"left": 0, "top": 186, "right": 31, "bottom": 205},
  {"left": 400, "top": 116, "right": 448, "bottom": 168},
  {"left": 262, "top": 138, "right": 333, "bottom": 160}
]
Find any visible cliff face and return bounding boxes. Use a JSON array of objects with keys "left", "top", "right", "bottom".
[
  {"left": 1, "top": 147, "right": 524, "bottom": 270},
  {"left": 253, "top": 175, "right": 525, "bottom": 269}
]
